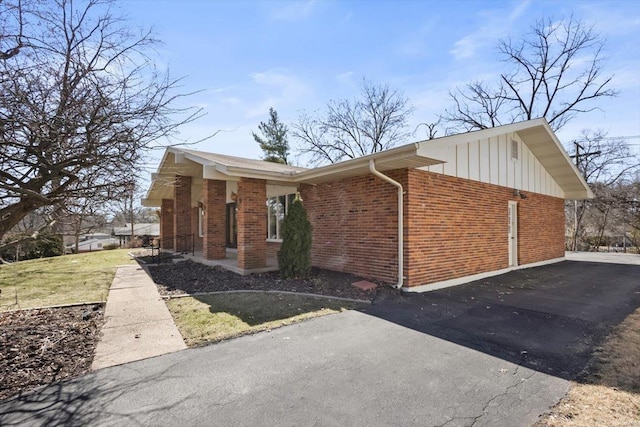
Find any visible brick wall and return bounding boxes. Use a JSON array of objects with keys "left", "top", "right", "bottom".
[
  {"left": 300, "top": 170, "right": 406, "bottom": 284},
  {"left": 299, "top": 168, "right": 564, "bottom": 287},
  {"left": 161, "top": 198, "right": 174, "bottom": 250},
  {"left": 266, "top": 241, "right": 281, "bottom": 260},
  {"left": 518, "top": 191, "right": 565, "bottom": 265},
  {"left": 173, "top": 175, "right": 192, "bottom": 252},
  {"left": 404, "top": 169, "right": 565, "bottom": 286},
  {"left": 202, "top": 179, "right": 226, "bottom": 259},
  {"left": 237, "top": 178, "right": 267, "bottom": 269}
]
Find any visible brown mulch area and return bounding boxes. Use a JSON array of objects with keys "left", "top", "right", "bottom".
[
  {"left": 146, "top": 259, "right": 387, "bottom": 301},
  {"left": 0, "top": 304, "right": 104, "bottom": 401}
]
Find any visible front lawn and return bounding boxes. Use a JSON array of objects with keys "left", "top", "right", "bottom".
[
  {"left": 166, "top": 292, "right": 366, "bottom": 347},
  {"left": 0, "top": 249, "right": 135, "bottom": 310}
]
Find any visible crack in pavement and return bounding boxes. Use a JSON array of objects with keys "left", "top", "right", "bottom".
[
  {"left": 470, "top": 365, "right": 537, "bottom": 426},
  {"left": 435, "top": 365, "right": 537, "bottom": 427}
]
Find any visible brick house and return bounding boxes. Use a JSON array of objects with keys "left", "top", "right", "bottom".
[{"left": 143, "top": 119, "right": 592, "bottom": 291}]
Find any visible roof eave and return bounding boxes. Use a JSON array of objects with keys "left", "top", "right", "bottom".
[{"left": 294, "top": 143, "right": 445, "bottom": 184}]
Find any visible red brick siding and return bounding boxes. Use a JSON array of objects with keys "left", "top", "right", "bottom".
[
  {"left": 160, "top": 198, "right": 174, "bottom": 250},
  {"left": 202, "top": 179, "right": 226, "bottom": 259},
  {"left": 300, "top": 170, "right": 406, "bottom": 284},
  {"left": 237, "top": 178, "right": 267, "bottom": 269},
  {"left": 404, "top": 169, "right": 565, "bottom": 286},
  {"left": 266, "top": 241, "right": 281, "bottom": 260},
  {"left": 173, "top": 175, "right": 192, "bottom": 252},
  {"left": 518, "top": 192, "right": 565, "bottom": 264},
  {"left": 299, "top": 168, "right": 564, "bottom": 287}
]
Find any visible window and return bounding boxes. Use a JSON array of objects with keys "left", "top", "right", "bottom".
[{"left": 266, "top": 193, "right": 296, "bottom": 241}]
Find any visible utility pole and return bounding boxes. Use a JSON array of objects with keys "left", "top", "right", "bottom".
[{"left": 569, "top": 141, "right": 601, "bottom": 251}]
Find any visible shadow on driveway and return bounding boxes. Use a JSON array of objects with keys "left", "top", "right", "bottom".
[{"left": 366, "top": 260, "right": 640, "bottom": 381}]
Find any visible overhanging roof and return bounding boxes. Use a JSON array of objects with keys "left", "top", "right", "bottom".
[
  {"left": 412, "top": 118, "right": 593, "bottom": 200},
  {"left": 143, "top": 144, "right": 444, "bottom": 206},
  {"left": 143, "top": 118, "right": 593, "bottom": 206}
]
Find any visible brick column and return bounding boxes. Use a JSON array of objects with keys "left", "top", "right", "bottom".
[
  {"left": 203, "top": 179, "right": 226, "bottom": 259},
  {"left": 237, "top": 178, "right": 266, "bottom": 269},
  {"left": 173, "top": 175, "right": 192, "bottom": 252},
  {"left": 161, "top": 198, "right": 174, "bottom": 250}
]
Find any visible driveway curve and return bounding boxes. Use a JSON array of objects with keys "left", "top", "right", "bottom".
[
  {"left": 0, "top": 310, "right": 566, "bottom": 427},
  {"left": 2, "top": 260, "right": 637, "bottom": 426}
]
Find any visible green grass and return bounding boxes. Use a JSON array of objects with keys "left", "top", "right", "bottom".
[
  {"left": 0, "top": 249, "right": 136, "bottom": 310},
  {"left": 166, "top": 292, "right": 366, "bottom": 347}
]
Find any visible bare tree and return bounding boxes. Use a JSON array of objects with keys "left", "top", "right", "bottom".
[
  {"left": 61, "top": 196, "right": 107, "bottom": 254},
  {"left": 566, "top": 130, "right": 640, "bottom": 250},
  {"left": 0, "top": 0, "right": 26, "bottom": 60},
  {"left": 0, "top": 0, "right": 202, "bottom": 242},
  {"left": 414, "top": 118, "right": 443, "bottom": 140},
  {"left": 292, "top": 79, "right": 414, "bottom": 165},
  {"left": 444, "top": 16, "right": 617, "bottom": 132}
]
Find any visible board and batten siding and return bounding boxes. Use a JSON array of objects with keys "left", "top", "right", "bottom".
[{"left": 419, "top": 132, "right": 564, "bottom": 199}]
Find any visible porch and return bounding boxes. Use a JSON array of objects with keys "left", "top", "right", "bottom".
[
  {"left": 142, "top": 149, "right": 302, "bottom": 274},
  {"left": 178, "top": 248, "right": 279, "bottom": 276}
]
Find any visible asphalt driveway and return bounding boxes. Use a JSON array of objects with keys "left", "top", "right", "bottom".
[
  {"left": 370, "top": 260, "right": 640, "bottom": 380},
  {"left": 1, "top": 260, "right": 638, "bottom": 426}
]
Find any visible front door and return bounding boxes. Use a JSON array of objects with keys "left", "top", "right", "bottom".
[
  {"left": 226, "top": 202, "right": 237, "bottom": 248},
  {"left": 508, "top": 201, "right": 518, "bottom": 267}
]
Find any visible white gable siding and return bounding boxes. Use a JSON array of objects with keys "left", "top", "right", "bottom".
[{"left": 420, "top": 132, "right": 564, "bottom": 198}]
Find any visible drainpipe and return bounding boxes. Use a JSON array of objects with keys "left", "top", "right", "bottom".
[{"left": 369, "top": 160, "right": 404, "bottom": 289}]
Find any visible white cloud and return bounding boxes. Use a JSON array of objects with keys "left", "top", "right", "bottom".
[
  {"left": 335, "top": 71, "right": 354, "bottom": 84},
  {"left": 509, "top": 0, "right": 530, "bottom": 21},
  {"left": 449, "top": 0, "right": 531, "bottom": 60},
  {"left": 397, "top": 18, "right": 439, "bottom": 58},
  {"left": 245, "top": 70, "right": 311, "bottom": 118},
  {"left": 245, "top": 97, "right": 280, "bottom": 119},
  {"left": 270, "top": 0, "right": 317, "bottom": 22},
  {"left": 450, "top": 35, "right": 479, "bottom": 60},
  {"left": 220, "top": 97, "right": 241, "bottom": 106}
]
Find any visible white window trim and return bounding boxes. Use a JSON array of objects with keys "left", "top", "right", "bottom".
[{"left": 266, "top": 193, "right": 295, "bottom": 241}]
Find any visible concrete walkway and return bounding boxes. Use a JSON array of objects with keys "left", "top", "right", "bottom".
[
  {"left": 91, "top": 265, "right": 186, "bottom": 370},
  {"left": 566, "top": 251, "right": 640, "bottom": 265}
]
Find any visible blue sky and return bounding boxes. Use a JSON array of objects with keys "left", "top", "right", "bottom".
[{"left": 118, "top": 0, "right": 640, "bottom": 169}]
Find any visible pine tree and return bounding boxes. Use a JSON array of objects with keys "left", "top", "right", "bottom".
[
  {"left": 278, "top": 194, "right": 312, "bottom": 279},
  {"left": 252, "top": 107, "right": 290, "bottom": 164}
]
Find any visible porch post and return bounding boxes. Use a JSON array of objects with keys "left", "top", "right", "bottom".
[
  {"left": 173, "top": 175, "right": 192, "bottom": 252},
  {"left": 160, "top": 198, "right": 174, "bottom": 250},
  {"left": 237, "top": 178, "right": 267, "bottom": 269},
  {"left": 202, "top": 179, "right": 226, "bottom": 259}
]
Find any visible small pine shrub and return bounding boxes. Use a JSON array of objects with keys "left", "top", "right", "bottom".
[{"left": 278, "top": 195, "right": 312, "bottom": 279}]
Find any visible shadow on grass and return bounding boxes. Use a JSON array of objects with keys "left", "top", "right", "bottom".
[
  {"left": 0, "top": 362, "right": 192, "bottom": 426},
  {"left": 365, "top": 261, "right": 640, "bottom": 390},
  {"left": 196, "top": 292, "right": 365, "bottom": 326},
  {"left": 167, "top": 292, "right": 367, "bottom": 347}
]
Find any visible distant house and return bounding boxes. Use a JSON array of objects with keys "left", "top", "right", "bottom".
[
  {"left": 143, "top": 119, "right": 593, "bottom": 291},
  {"left": 66, "top": 236, "right": 120, "bottom": 253},
  {"left": 112, "top": 223, "right": 160, "bottom": 246}
]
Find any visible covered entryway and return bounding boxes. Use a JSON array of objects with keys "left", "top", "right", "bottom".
[{"left": 226, "top": 202, "right": 237, "bottom": 248}]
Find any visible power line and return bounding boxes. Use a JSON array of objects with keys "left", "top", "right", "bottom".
[{"left": 571, "top": 135, "right": 640, "bottom": 142}]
